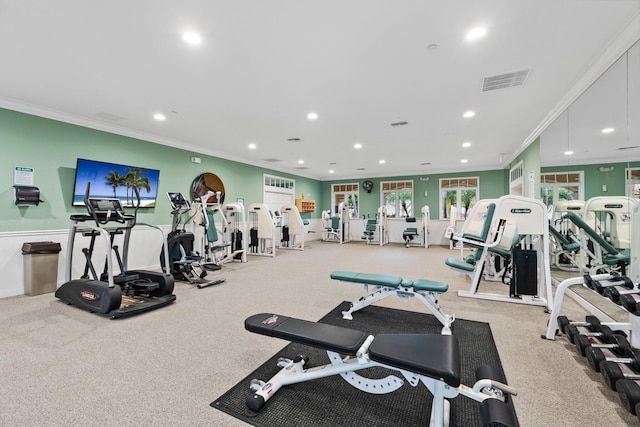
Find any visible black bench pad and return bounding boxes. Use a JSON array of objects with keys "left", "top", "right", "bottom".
[
  {"left": 369, "top": 334, "right": 461, "bottom": 387},
  {"left": 245, "top": 313, "right": 368, "bottom": 355}
]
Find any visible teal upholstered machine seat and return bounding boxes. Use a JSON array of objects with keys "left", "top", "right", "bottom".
[
  {"left": 445, "top": 203, "right": 496, "bottom": 273},
  {"left": 361, "top": 219, "right": 378, "bottom": 242},
  {"left": 549, "top": 224, "right": 581, "bottom": 252}
]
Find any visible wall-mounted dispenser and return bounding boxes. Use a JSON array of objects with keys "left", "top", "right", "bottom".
[{"left": 13, "top": 185, "right": 44, "bottom": 206}]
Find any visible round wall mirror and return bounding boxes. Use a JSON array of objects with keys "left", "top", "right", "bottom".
[{"left": 190, "top": 172, "right": 225, "bottom": 205}]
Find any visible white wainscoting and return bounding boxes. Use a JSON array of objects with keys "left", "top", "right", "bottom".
[
  {"left": 0, "top": 225, "right": 171, "bottom": 299},
  {"left": 1, "top": 220, "right": 327, "bottom": 299}
]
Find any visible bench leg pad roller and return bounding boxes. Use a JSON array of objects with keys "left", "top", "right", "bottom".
[{"left": 479, "top": 398, "right": 518, "bottom": 427}]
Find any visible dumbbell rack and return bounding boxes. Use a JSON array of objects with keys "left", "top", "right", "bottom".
[
  {"left": 544, "top": 273, "right": 640, "bottom": 419},
  {"left": 544, "top": 273, "right": 639, "bottom": 346}
]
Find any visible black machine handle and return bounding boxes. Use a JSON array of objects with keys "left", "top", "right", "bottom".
[{"left": 83, "top": 181, "right": 140, "bottom": 228}]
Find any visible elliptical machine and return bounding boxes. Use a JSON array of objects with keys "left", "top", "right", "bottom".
[
  {"left": 160, "top": 192, "right": 225, "bottom": 288},
  {"left": 55, "top": 183, "right": 176, "bottom": 319}
]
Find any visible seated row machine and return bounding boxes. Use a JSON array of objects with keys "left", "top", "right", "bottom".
[{"left": 244, "top": 313, "right": 518, "bottom": 427}]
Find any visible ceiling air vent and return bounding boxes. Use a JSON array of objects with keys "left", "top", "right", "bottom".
[
  {"left": 616, "top": 146, "right": 640, "bottom": 151},
  {"left": 294, "top": 167, "right": 310, "bottom": 170},
  {"left": 482, "top": 69, "right": 530, "bottom": 92},
  {"left": 420, "top": 162, "right": 432, "bottom": 166},
  {"left": 263, "top": 158, "right": 282, "bottom": 163},
  {"left": 356, "top": 168, "right": 366, "bottom": 171},
  {"left": 391, "top": 121, "right": 408, "bottom": 127},
  {"left": 287, "top": 137, "right": 301, "bottom": 142},
  {"left": 95, "top": 111, "right": 124, "bottom": 121}
]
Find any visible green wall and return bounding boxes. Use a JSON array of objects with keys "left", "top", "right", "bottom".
[
  {"left": 324, "top": 168, "right": 508, "bottom": 220},
  {"left": 3, "top": 106, "right": 637, "bottom": 235},
  {"left": 542, "top": 160, "right": 640, "bottom": 199},
  {"left": 0, "top": 108, "right": 322, "bottom": 232},
  {"left": 509, "top": 137, "right": 541, "bottom": 198}
]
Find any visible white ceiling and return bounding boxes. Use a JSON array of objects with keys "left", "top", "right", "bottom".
[{"left": 1, "top": 1, "right": 639, "bottom": 180}]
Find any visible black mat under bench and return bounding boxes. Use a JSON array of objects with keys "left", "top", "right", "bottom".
[{"left": 211, "top": 302, "right": 518, "bottom": 427}]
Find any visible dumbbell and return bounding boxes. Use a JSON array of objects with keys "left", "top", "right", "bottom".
[
  {"left": 586, "top": 346, "right": 640, "bottom": 373},
  {"left": 616, "top": 379, "right": 640, "bottom": 415},
  {"left": 567, "top": 323, "right": 613, "bottom": 346},
  {"left": 604, "top": 284, "right": 640, "bottom": 305},
  {"left": 557, "top": 315, "right": 605, "bottom": 342},
  {"left": 601, "top": 356, "right": 640, "bottom": 390},
  {"left": 591, "top": 275, "right": 634, "bottom": 295},
  {"left": 621, "top": 294, "right": 640, "bottom": 314},
  {"left": 574, "top": 328, "right": 630, "bottom": 357}
]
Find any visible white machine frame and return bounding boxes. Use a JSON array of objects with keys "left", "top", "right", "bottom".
[
  {"left": 248, "top": 203, "right": 277, "bottom": 257},
  {"left": 456, "top": 195, "right": 554, "bottom": 310},
  {"left": 403, "top": 205, "right": 430, "bottom": 248},
  {"left": 322, "top": 202, "right": 351, "bottom": 244},
  {"left": 279, "top": 204, "right": 307, "bottom": 251}
]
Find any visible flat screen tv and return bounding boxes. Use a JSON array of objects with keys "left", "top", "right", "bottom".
[{"left": 72, "top": 158, "right": 160, "bottom": 208}]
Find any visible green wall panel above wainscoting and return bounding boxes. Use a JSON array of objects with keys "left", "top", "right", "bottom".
[{"left": 0, "top": 108, "right": 322, "bottom": 232}]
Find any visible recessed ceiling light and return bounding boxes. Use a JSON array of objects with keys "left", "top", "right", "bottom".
[
  {"left": 462, "top": 141, "right": 472, "bottom": 148},
  {"left": 329, "top": 170, "right": 335, "bottom": 174},
  {"left": 298, "top": 160, "right": 304, "bottom": 164},
  {"left": 379, "top": 160, "right": 386, "bottom": 164},
  {"left": 564, "top": 150, "right": 574, "bottom": 156},
  {"left": 354, "top": 143, "right": 362, "bottom": 149},
  {"left": 602, "top": 127, "right": 615, "bottom": 134},
  {"left": 466, "top": 27, "right": 487, "bottom": 40},
  {"left": 153, "top": 113, "right": 166, "bottom": 121},
  {"left": 248, "top": 143, "right": 257, "bottom": 150},
  {"left": 463, "top": 110, "right": 476, "bottom": 118},
  {"left": 307, "top": 112, "right": 318, "bottom": 120},
  {"left": 461, "top": 159, "right": 468, "bottom": 163},
  {"left": 182, "top": 32, "right": 202, "bottom": 45}
]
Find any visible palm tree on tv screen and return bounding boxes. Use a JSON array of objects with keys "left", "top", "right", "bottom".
[{"left": 104, "top": 170, "right": 124, "bottom": 198}]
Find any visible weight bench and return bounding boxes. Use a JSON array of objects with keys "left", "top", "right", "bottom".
[
  {"left": 330, "top": 271, "right": 454, "bottom": 335},
  {"left": 244, "top": 313, "right": 518, "bottom": 427}
]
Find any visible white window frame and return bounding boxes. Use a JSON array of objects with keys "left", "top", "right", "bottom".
[
  {"left": 331, "top": 183, "right": 360, "bottom": 219},
  {"left": 625, "top": 167, "right": 640, "bottom": 199},
  {"left": 539, "top": 171, "right": 584, "bottom": 207},
  {"left": 439, "top": 177, "right": 479, "bottom": 220},
  {"left": 509, "top": 161, "right": 524, "bottom": 196},
  {"left": 380, "top": 180, "right": 413, "bottom": 219}
]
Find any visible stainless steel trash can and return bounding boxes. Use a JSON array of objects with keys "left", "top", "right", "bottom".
[{"left": 22, "top": 241, "right": 61, "bottom": 296}]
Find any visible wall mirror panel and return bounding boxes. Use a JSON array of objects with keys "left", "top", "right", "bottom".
[{"left": 540, "top": 40, "right": 640, "bottom": 174}]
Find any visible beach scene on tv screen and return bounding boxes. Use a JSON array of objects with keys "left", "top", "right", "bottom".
[{"left": 73, "top": 159, "right": 160, "bottom": 208}]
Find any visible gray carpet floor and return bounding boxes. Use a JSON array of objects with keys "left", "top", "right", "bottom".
[{"left": 0, "top": 242, "right": 636, "bottom": 426}]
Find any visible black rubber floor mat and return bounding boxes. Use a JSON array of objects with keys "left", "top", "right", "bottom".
[{"left": 211, "top": 302, "right": 518, "bottom": 427}]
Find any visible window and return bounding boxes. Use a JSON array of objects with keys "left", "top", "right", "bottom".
[
  {"left": 381, "top": 180, "right": 413, "bottom": 218},
  {"left": 539, "top": 172, "right": 583, "bottom": 207},
  {"left": 439, "top": 177, "right": 478, "bottom": 220},
  {"left": 509, "top": 161, "right": 524, "bottom": 196},
  {"left": 625, "top": 168, "right": 640, "bottom": 199},
  {"left": 331, "top": 183, "right": 359, "bottom": 219}
]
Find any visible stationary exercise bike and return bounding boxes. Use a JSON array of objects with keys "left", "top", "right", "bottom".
[
  {"left": 55, "top": 183, "right": 176, "bottom": 318},
  {"left": 160, "top": 192, "right": 225, "bottom": 288}
]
